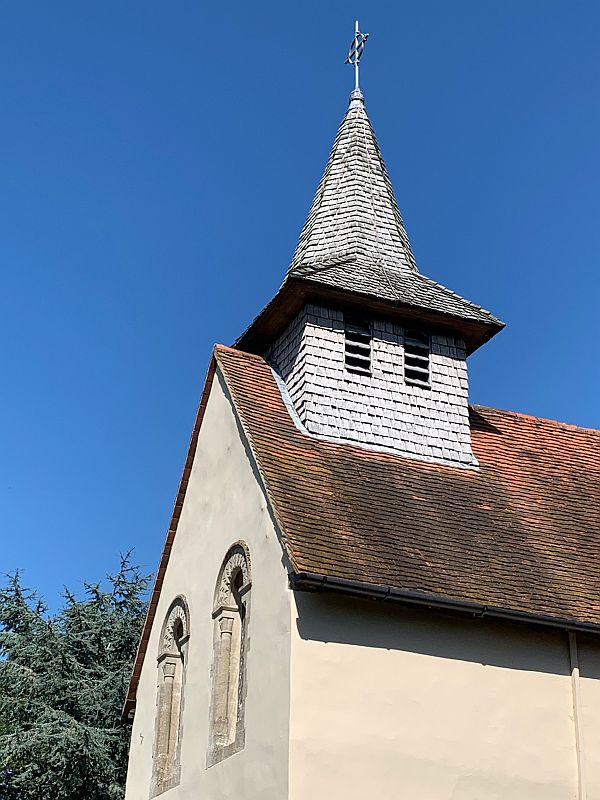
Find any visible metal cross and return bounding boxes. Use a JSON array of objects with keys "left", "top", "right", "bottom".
[{"left": 345, "top": 20, "right": 369, "bottom": 91}]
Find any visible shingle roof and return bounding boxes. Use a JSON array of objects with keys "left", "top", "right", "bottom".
[
  {"left": 217, "top": 345, "right": 600, "bottom": 628},
  {"left": 285, "top": 90, "right": 503, "bottom": 328}
]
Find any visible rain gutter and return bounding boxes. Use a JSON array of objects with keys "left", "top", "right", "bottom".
[{"left": 290, "top": 571, "right": 600, "bottom": 636}]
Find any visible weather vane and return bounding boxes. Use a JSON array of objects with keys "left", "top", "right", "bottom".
[{"left": 344, "top": 20, "right": 369, "bottom": 91}]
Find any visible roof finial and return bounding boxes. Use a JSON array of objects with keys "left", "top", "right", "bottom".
[{"left": 345, "top": 20, "right": 369, "bottom": 101}]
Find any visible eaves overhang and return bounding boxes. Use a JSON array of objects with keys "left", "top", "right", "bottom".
[
  {"left": 234, "top": 276, "right": 504, "bottom": 357},
  {"left": 290, "top": 571, "right": 600, "bottom": 636}
]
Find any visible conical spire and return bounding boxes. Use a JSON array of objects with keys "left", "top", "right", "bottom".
[
  {"left": 285, "top": 92, "right": 503, "bottom": 328},
  {"left": 236, "top": 89, "right": 503, "bottom": 356},
  {"left": 288, "top": 89, "right": 418, "bottom": 282}
]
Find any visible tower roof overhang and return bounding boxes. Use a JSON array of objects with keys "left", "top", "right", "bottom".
[
  {"left": 235, "top": 276, "right": 504, "bottom": 356},
  {"left": 237, "top": 88, "right": 504, "bottom": 355}
]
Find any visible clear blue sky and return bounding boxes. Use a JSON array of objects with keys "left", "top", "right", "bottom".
[{"left": 2, "top": 1, "right": 599, "bottom": 605}]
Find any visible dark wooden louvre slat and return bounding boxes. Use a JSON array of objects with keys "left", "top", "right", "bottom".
[
  {"left": 346, "top": 342, "right": 370, "bottom": 356},
  {"left": 345, "top": 316, "right": 371, "bottom": 375},
  {"left": 404, "top": 329, "right": 430, "bottom": 387}
]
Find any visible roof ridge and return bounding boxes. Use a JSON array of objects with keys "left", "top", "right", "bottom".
[
  {"left": 471, "top": 403, "right": 600, "bottom": 435},
  {"left": 215, "top": 342, "right": 263, "bottom": 361}
]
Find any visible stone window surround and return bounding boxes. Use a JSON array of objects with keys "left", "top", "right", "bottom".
[
  {"left": 151, "top": 596, "right": 190, "bottom": 798},
  {"left": 207, "top": 542, "right": 252, "bottom": 768}
]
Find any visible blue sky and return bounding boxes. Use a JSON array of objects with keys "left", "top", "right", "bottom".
[{"left": 2, "top": 1, "right": 599, "bottom": 605}]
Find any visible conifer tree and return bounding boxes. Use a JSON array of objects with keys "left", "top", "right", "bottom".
[{"left": 0, "top": 555, "right": 149, "bottom": 800}]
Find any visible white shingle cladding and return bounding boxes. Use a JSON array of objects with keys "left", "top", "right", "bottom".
[{"left": 268, "top": 303, "right": 477, "bottom": 468}]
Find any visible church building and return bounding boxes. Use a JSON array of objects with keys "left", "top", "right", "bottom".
[{"left": 123, "top": 33, "right": 600, "bottom": 800}]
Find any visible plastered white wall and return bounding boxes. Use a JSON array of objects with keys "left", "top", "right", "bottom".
[
  {"left": 268, "top": 303, "right": 475, "bottom": 467},
  {"left": 289, "top": 592, "right": 595, "bottom": 800},
  {"left": 578, "top": 637, "right": 600, "bottom": 796},
  {"left": 125, "top": 369, "right": 291, "bottom": 800}
]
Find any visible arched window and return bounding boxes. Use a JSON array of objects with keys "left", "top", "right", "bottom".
[
  {"left": 151, "top": 597, "right": 189, "bottom": 796},
  {"left": 207, "top": 543, "right": 251, "bottom": 766}
]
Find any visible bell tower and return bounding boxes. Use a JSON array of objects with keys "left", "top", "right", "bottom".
[{"left": 236, "top": 26, "right": 503, "bottom": 468}]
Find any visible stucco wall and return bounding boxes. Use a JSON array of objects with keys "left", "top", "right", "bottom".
[
  {"left": 268, "top": 303, "right": 475, "bottom": 467},
  {"left": 289, "top": 592, "right": 596, "bottom": 800},
  {"left": 578, "top": 636, "right": 600, "bottom": 796},
  {"left": 125, "top": 369, "right": 291, "bottom": 800}
]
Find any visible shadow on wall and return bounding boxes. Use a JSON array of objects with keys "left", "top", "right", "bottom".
[
  {"left": 468, "top": 407, "right": 502, "bottom": 434},
  {"left": 579, "top": 634, "right": 600, "bottom": 680},
  {"left": 294, "top": 591, "right": 600, "bottom": 678}
]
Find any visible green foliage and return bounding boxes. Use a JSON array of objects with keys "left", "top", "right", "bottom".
[{"left": 0, "top": 555, "right": 150, "bottom": 800}]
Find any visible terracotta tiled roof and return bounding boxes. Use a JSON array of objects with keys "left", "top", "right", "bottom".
[
  {"left": 124, "top": 344, "right": 600, "bottom": 717},
  {"left": 216, "top": 345, "right": 600, "bottom": 628}
]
